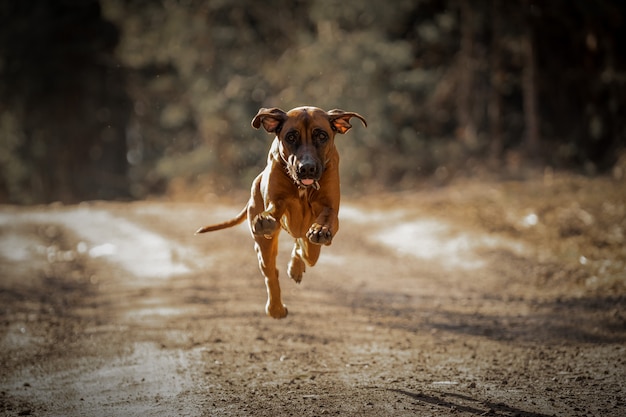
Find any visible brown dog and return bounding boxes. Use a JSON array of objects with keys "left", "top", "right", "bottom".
[{"left": 196, "top": 106, "right": 367, "bottom": 318}]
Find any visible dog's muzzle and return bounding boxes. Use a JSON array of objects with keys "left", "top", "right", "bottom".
[{"left": 285, "top": 154, "right": 322, "bottom": 189}]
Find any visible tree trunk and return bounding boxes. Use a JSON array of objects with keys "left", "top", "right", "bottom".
[
  {"left": 457, "top": 0, "right": 478, "bottom": 148},
  {"left": 521, "top": 9, "right": 540, "bottom": 159},
  {"left": 488, "top": 0, "right": 504, "bottom": 168}
]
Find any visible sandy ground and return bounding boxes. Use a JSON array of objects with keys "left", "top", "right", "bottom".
[{"left": 1, "top": 175, "right": 625, "bottom": 417}]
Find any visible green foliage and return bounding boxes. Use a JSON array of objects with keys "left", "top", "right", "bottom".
[{"left": 101, "top": 0, "right": 463, "bottom": 194}]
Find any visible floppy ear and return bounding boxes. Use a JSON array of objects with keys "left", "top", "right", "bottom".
[
  {"left": 327, "top": 109, "right": 368, "bottom": 134},
  {"left": 251, "top": 108, "right": 288, "bottom": 133}
]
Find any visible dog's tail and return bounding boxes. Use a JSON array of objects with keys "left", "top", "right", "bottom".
[{"left": 195, "top": 205, "right": 248, "bottom": 234}]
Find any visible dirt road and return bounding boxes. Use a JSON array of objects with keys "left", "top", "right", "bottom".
[{"left": 1, "top": 176, "right": 625, "bottom": 416}]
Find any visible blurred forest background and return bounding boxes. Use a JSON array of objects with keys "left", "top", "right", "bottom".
[{"left": 1, "top": 0, "right": 625, "bottom": 204}]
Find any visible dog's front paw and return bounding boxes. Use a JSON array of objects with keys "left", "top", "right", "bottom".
[
  {"left": 306, "top": 223, "right": 333, "bottom": 245},
  {"left": 253, "top": 212, "right": 278, "bottom": 238}
]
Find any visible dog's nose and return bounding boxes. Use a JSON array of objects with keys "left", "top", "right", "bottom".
[{"left": 298, "top": 161, "right": 318, "bottom": 178}]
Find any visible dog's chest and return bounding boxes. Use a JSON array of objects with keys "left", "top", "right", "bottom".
[{"left": 280, "top": 189, "right": 316, "bottom": 237}]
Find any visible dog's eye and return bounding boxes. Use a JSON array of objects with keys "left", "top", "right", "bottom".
[
  {"left": 315, "top": 131, "right": 328, "bottom": 144},
  {"left": 285, "top": 132, "right": 298, "bottom": 144}
]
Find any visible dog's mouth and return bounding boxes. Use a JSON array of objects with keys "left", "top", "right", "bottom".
[{"left": 297, "top": 178, "right": 320, "bottom": 190}]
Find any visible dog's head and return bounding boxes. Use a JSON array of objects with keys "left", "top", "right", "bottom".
[{"left": 252, "top": 106, "right": 367, "bottom": 188}]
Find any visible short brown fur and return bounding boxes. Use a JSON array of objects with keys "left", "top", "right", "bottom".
[{"left": 196, "top": 106, "right": 366, "bottom": 318}]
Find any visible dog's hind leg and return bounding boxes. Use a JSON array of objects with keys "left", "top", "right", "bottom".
[
  {"left": 288, "top": 238, "right": 321, "bottom": 284},
  {"left": 288, "top": 240, "right": 306, "bottom": 283}
]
